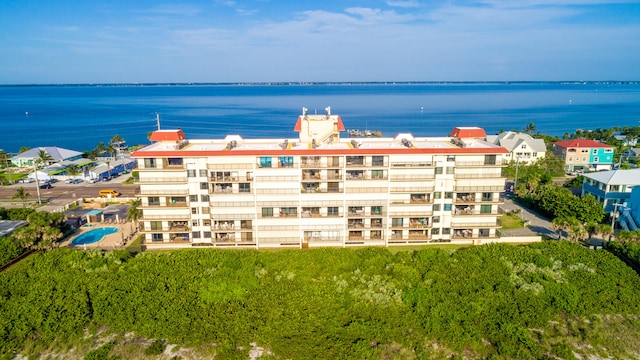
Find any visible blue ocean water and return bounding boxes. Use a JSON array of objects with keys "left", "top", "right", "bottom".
[{"left": 1, "top": 82, "right": 639, "bottom": 154}]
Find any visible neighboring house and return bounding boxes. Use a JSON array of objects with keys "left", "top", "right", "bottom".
[
  {"left": 621, "top": 148, "right": 640, "bottom": 162},
  {"left": 86, "top": 156, "right": 136, "bottom": 181},
  {"left": 10, "top": 146, "right": 83, "bottom": 167},
  {"left": 552, "top": 139, "right": 615, "bottom": 171},
  {"left": 581, "top": 169, "right": 640, "bottom": 212},
  {"left": 131, "top": 108, "right": 514, "bottom": 249},
  {"left": 619, "top": 186, "right": 640, "bottom": 231},
  {"left": 614, "top": 135, "right": 638, "bottom": 147},
  {"left": 486, "top": 131, "right": 546, "bottom": 165}
]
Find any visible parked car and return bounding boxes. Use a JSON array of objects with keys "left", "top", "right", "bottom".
[
  {"left": 87, "top": 178, "right": 98, "bottom": 184},
  {"left": 69, "top": 178, "right": 83, "bottom": 184},
  {"left": 39, "top": 183, "right": 52, "bottom": 189},
  {"left": 18, "top": 178, "right": 36, "bottom": 183}
]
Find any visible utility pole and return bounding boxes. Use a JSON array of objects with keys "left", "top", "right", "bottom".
[
  {"left": 610, "top": 203, "right": 622, "bottom": 240},
  {"left": 513, "top": 154, "right": 522, "bottom": 194}
]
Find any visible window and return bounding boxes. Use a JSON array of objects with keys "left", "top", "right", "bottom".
[
  {"left": 592, "top": 149, "right": 598, "bottom": 155},
  {"left": 371, "top": 206, "right": 382, "bottom": 215},
  {"left": 192, "top": 231, "right": 201, "bottom": 239},
  {"left": 443, "top": 228, "right": 450, "bottom": 235},
  {"left": 281, "top": 207, "right": 297, "bottom": 216},
  {"left": 150, "top": 221, "right": 162, "bottom": 230},
  {"left": 479, "top": 229, "right": 490, "bottom": 237},
  {"left": 482, "top": 192, "right": 492, "bottom": 201},
  {"left": 484, "top": 155, "right": 496, "bottom": 165},
  {"left": 151, "top": 233, "right": 163, "bottom": 242},
  {"left": 262, "top": 208, "right": 274, "bottom": 217},
  {"left": 203, "top": 231, "right": 211, "bottom": 239},
  {"left": 199, "top": 169, "right": 207, "bottom": 177},
  {"left": 445, "top": 192, "right": 453, "bottom": 199},
  {"left": 433, "top": 216, "right": 440, "bottom": 223},
  {"left": 444, "top": 204, "right": 452, "bottom": 211},
  {"left": 328, "top": 207, "right": 339, "bottom": 216},
  {"left": 569, "top": 157, "right": 573, "bottom": 161},
  {"left": 200, "top": 182, "right": 208, "bottom": 190},
  {"left": 447, "top": 155, "right": 455, "bottom": 162},
  {"left": 187, "top": 169, "right": 196, "bottom": 177},
  {"left": 167, "top": 158, "right": 183, "bottom": 166},
  {"left": 434, "top": 192, "right": 442, "bottom": 199},
  {"left": 259, "top": 157, "right": 272, "bottom": 168},
  {"left": 201, "top": 207, "right": 210, "bottom": 214},
  {"left": 372, "top": 156, "right": 384, "bottom": 166},
  {"left": 446, "top": 167, "right": 454, "bottom": 174},
  {"left": 148, "top": 196, "right": 160, "bottom": 206},
  {"left": 480, "top": 204, "right": 492, "bottom": 214},
  {"left": 346, "top": 156, "right": 364, "bottom": 166},
  {"left": 191, "top": 208, "right": 198, "bottom": 215},
  {"left": 433, "top": 204, "right": 441, "bottom": 211},
  {"left": 278, "top": 156, "right": 293, "bottom": 168},
  {"left": 239, "top": 183, "right": 251, "bottom": 193},
  {"left": 189, "top": 195, "right": 198, "bottom": 202},
  {"left": 144, "top": 158, "right": 156, "bottom": 168},
  {"left": 201, "top": 194, "right": 210, "bottom": 202},
  {"left": 604, "top": 148, "right": 613, "bottom": 153},
  {"left": 594, "top": 156, "right": 599, "bottom": 162},
  {"left": 192, "top": 220, "right": 199, "bottom": 227},
  {"left": 521, "top": 144, "right": 527, "bottom": 149},
  {"left": 392, "top": 218, "right": 403, "bottom": 227},
  {"left": 371, "top": 170, "right": 384, "bottom": 179},
  {"left": 610, "top": 185, "right": 620, "bottom": 192},
  {"left": 431, "top": 228, "right": 440, "bottom": 235},
  {"left": 203, "top": 219, "right": 211, "bottom": 226},
  {"left": 435, "top": 167, "right": 443, "bottom": 174}
]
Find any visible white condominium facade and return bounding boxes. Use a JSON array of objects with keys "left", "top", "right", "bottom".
[{"left": 131, "top": 108, "right": 508, "bottom": 249}]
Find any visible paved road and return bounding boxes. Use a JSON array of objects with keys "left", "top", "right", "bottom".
[{"left": 0, "top": 176, "right": 138, "bottom": 206}]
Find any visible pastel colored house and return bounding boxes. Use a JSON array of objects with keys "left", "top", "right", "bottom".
[
  {"left": 581, "top": 169, "right": 640, "bottom": 212},
  {"left": 552, "top": 139, "right": 614, "bottom": 171}
]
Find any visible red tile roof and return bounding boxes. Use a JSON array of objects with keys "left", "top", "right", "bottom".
[
  {"left": 552, "top": 139, "right": 614, "bottom": 148},
  {"left": 149, "top": 130, "right": 186, "bottom": 142},
  {"left": 449, "top": 127, "right": 487, "bottom": 138}
]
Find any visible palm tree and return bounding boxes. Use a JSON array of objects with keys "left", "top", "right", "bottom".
[
  {"left": 523, "top": 122, "right": 537, "bottom": 135},
  {"left": 12, "top": 187, "right": 31, "bottom": 207},
  {"left": 585, "top": 221, "right": 599, "bottom": 245},
  {"left": 551, "top": 217, "right": 568, "bottom": 240},
  {"left": 126, "top": 199, "right": 142, "bottom": 233},
  {"left": 33, "top": 149, "right": 54, "bottom": 205},
  {"left": 596, "top": 224, "right": 613, "bottom": 243}
]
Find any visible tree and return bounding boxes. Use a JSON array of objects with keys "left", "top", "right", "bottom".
[
  {"left": 596, "top": 224, "right": 613, "bottom": 243},
  {"left": 33, "top": 149, "right": 54, "bottom": 205},
  {"left": 523, "top": 122, "right": 537, "bottom": 135},
  {"left": 126, "top": 199, "right": 141, "bottom": 233},
  {"left": 13, "top": 211, "right": 66, "bottom": 249},
  {"left": 12, "top": 187, "right": 31, "bottom": 207}
]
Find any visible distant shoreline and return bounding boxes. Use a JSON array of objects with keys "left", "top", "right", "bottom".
[{"left": 1, "top": 80, "right": 639, "bottom": 87}]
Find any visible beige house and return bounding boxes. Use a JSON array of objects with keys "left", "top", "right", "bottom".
[
  {"left": 131, "top": 108, "right": 509, "bottom": 249},
  {"left": 486, "top": 131, "right": 546, "bottom": 165}
]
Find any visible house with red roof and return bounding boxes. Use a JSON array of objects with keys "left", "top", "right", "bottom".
[{"left": 552, "top": 139, "right": 615, "bottom": 171}]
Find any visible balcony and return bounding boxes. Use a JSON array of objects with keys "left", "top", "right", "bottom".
[{"left": 138, "top": 177, "right": 188, "bottom": 184}]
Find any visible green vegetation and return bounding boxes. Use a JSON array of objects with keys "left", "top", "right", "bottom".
[
  {"left": 0, "top": 236, "right": 26, "bottom": 266},
  {"left": 1, "top": 242, "right": 639, "bottom": 359},
  {"left": 499, "top": 210, "right": 526, "bottom": 229}
]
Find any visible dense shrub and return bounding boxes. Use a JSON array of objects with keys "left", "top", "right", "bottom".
[
  {"left": 0, "top": 236, "right": 25, "bottom": 266},
  {"left": 1, "top": 242, "right": 639, "bottom": 359},
  {"left": 144, "top": 339, "right": 166, "bottom": 356}
]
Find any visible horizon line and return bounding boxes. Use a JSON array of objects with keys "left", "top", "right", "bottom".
[{"left": 1, "top": 80, "right": 640, "bottom": 87}]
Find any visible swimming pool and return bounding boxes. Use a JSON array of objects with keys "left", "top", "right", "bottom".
[{"left": 71, "top": 227, "right": 118, "bottom": 245}]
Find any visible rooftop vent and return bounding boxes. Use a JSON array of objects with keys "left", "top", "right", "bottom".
[
  {"left": 351, "top": 139, "right": 360, "bottom": 148},
  {"left": 225, "top": 140, "right": 238, "bottom": 150},
  {"left": 280, "top": 139, "right": 289, "bottom": 150},
  {"left": 402, "top": 138, "right": 413, "bottom": 148},
  {"left": 312, "top": 139, "right": 318, "bottom": 149}
]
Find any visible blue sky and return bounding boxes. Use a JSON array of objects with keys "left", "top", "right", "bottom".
[{"left": 1, "top": 0, "right": 639, "bottom": 84}]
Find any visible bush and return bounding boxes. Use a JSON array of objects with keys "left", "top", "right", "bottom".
[
  {"left": 84, "top": 342, "right": 115, "bottom": 360},
  {"left": 144, "top": 339, "right": 166, "bottom": 356}
]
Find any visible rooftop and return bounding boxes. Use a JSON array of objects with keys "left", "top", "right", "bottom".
[{"left": 583, "top": 169, "right": 640, "bottom": 185}]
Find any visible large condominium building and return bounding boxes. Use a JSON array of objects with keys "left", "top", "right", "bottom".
[{"left": 131, "top": 108, "right": 508, "bottom": 249}]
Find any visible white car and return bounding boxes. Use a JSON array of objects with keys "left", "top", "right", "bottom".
[
  {"left": 18, "top": 178, "right": 36, "bottom": 183},
  {"left": 87, "top": 178, "right": 98, "bottom": 184}
]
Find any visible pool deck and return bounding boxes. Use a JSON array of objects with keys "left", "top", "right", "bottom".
[{"left": 64, "top": 221, "right": 137, "bottom": 250}]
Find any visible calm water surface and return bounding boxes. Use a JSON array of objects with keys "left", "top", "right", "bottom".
[{"left": 1, "top": 83, "right": 639, "bottom": 153}]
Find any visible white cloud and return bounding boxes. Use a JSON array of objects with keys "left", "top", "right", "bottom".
[{"left": 386, "top": 0, "right": 420, "bottom": 8}]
